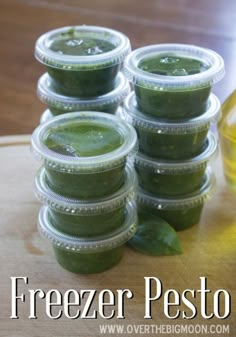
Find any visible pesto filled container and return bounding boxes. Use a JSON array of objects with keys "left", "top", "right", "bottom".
[
  {"left": 134, "top": 132, "right": 218, "bottom": 196},
  {"left": 37, "top": 72, "right": 130, "bottom": 116},
  {"left": 38, "top": 205, "right": 137, "bottom": 273},
  {"left": 137, "top": 168, "right": 216, "bottom": 231},
  {"left": 35, "top": 26, "right": 131, "bottom": 97},
  {"left": 35, "top": 164, "right": 137, "bottom": 237},
  {"left": 31, "top": 111, "right": 137, "bottom": 199},
  {"left": 123, "top": 92, "right": 220, "bottom": 159},
  {"left": 124, "top": 44, "right": 224, "bottom": 119}
]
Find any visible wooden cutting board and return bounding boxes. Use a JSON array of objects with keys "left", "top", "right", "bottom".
[{"left": 0, "top": 135, "right": 235, "bottom": 337}]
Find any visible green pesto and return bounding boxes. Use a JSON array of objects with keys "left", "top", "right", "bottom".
[
  {"left": 44, "top": 123, "right": 123, "bottom": 157},
  {"left": 48, "top": 65, "right": 119, "bottom": 97},
  {"left": 135, "top": 54, "right": 211, "bottom": 118},
  {"left": 45, "top": 164, "right": 125, "bottom": 199},
  {"left": 49, "top": 36, "right": 115, "bottom": 56},
  {"left": 43, "top": 122, "right": 125, "bottom": 199},
  {"left": 48, "top": 206, "right": 125, "bottom": 237},
  {"left": 48, "top": 32, "right": 119, "bottom": 97},
  {"left": 135, "top": 165, "right": 206, "bottom": 196},
  {"left": 53, "top": 245, "right": 124, "bottom": 273},
  {"left": 139, "top": 203, "right": 204, "bottom": 231},
  {"left": 48, "top": 101, "right": 119, "bottom": 116},
  {"left": 128, "top": 211, "right": 182, "bottom": 255},
  {"left": 138, "top": 54, "right": 209, "bottom": 76},
  {"left": 136, "top": 127, "right": 208, "bottom": 159}
]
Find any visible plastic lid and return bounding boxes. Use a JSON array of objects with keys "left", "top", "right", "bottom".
[
  {"left": 40, "top": 109, "right": 53, "bottom": 124},
  {"left": 134, "top": 131, "right": 218, "bottom": 174},
  {"left": 31, "top": 111, "right": 137, "bottom": 173},
  {"left": 124, "top": 44, "right": 225, "bottom": 90},
  {"left": 35, "top": 25, "right": 131, "bottom": 70},
  {"left": 123, "top": 92, "right": 221, "bottom": 134},
  {"left": 35, "top": 162, "right": 137, "bottom": 215},
  {"left": 37, "top": 72, "right": 131, "bottom": 111},
  {"left": 40, "top": 107, "right": 123, "bottom": 124},
  {"left": 38, "top": 203, "right": 137, "bottom": 252},
  {"left": 138, "top": 167, "right": 216, "bottom": 211}
]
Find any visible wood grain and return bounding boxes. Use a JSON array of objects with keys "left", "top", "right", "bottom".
[
  {"left": 0, "top": 138, "right": 235, "bottom": 336},
  {"left": 0, "top": 0, "right": 236, "bottom": 135}
]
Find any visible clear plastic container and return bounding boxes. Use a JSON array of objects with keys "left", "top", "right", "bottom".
[
  {"left": 40, "top": 107, "right": 122, "bottom": 124},
  {"left": 38, "top": 204, "right": 137, "bottom": 273},
  {"left": 135, "top": 132, "right": 218, "bottom": 196},
  {"left": 37, "top": 72, "right": 130, "bottom": 116},
  {"left": 123, "top": 92, "right": 220, "bottom": 159},
  {"left": 138, "top": 168, "right": 216, "bottom": 231},
  {"left": 40, "top": 109, "right": 54, "bottom": 124},
  {"left": 35, "top": 25, "right": 131, "bottom": 97},
  {"left": 31, "top": 111, "right": 137, "bottom": 199},
  {"left": 35, "top": 163, "right": 137, "bottom": 236},
  {"left": 124, "top": 44, "right": 224, "bottom": 118}
]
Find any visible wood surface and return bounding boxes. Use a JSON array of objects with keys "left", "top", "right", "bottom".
[
  {"left": 0, "top": 0, "right": 236, "bottom": 135},
  {"left": 0, "top": 137, "right": 235, "bottom": 336}
]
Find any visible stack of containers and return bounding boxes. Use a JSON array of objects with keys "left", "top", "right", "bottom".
[
  {"left": 34, "top": 26, "right": 131, "bottom": 123},
  {"left": 31, "top": 26, "right": 138, "bottom": 273},
  {"left": 123, "top": 44, "right": 225, "bottom": 232}
]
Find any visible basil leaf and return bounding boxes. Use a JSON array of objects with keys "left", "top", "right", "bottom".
[{"left": 128, "top": 211, "right": 182, "bottom": 256}]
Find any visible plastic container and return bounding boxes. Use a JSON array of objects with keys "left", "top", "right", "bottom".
[
  {"left": 123, "top": 92, "right": 220, "bottom": 159},
  {"left": 38, "top": 205, "right": 137, "bottom": 273},
  {"left": 134, "top": 132, "right": 218, "bottom": 196},
  {"left": 31, "top": 111, "right": 137, "bottom": 199},
  {"left": 124, "top": 44, "right": 224, "bottom": 118},
  {"left": 40, "top": 107, "right": 122, "bottom": 124},
  {"left": 35, "top": 163, "right": 137, "bottom": 236},
  {"left": 137, "top": 168, "right": 216, "bottom": 231},
  {"left": 37, "top": 72, "right": 130, "bottom": 116},
  {"left": 35, "top": 26, "right": 131, "bottom": 97}
]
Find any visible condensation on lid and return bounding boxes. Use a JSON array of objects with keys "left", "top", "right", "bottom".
[
  {"left": 35, "top": 25, "right": 131, "bottom": 70},
  {"left": 124, "top": 44, "right": 225, "bottom": 90}
]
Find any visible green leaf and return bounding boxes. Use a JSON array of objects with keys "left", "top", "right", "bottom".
[{"left": 128, "top": 211, "right": 182, "bottom": 256}]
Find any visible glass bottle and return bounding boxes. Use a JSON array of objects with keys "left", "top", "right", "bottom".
[{"left": 218, "top": 90, "right": 236, "bottom": 191}]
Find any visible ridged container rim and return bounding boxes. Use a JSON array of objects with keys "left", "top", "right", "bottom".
[
  {"left": 37, "top": 72, "right": 131, "bottom": 110},
  {"left": 137, "top": 167, "right": 216, "bottom": 210},
  {"left": 134, "top": 131, "right": 218, "bottom": 174},
  {"left": 31, "top": 111, "right": 137, "bottom": 173},
  {"left": 124, "top": 43, "right": 225, "bottom": 90},
  {"left": 38, "top": 204, "right": 137, "bottom": 252},
  {"left": 35, "top": 162, "right": 137, "bottom": 215},
  {"left": 35, "top": 25, "right": 131, "bottom": 70},
  {"left": 123, "top": 92, "right": 221, "bottom": 134}
]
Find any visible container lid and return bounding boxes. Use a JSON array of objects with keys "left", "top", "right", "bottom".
[
  {"left": 37, "top": 72, "right": 130, "bottom": 111},
  {"left": 38, "top": 204, "right": 137, "bottom": 252},
  {"left": 138, "top": 167, "right": 216, "bottom": 210},
  {"left": 40, "top": 107, "right": 123, "bottom": 124},
  {"left": 31, "top": 111, "right": 137, "bottom": 173},
  {"left": 35, "top": 162, "right": 137, "bottom": 215},
  {"left": 35, "top": 25, "right": 131, "bottom": 70},
  {"left": 124, "top": 44, "right": 225, "bottom": 90},
  {"left": 123, "top": 92, "right": 221, "bottom": 134},
  {"left": 40, "top": 109, "right": 53, "bottom": 124},
  {"left": 134, "top": 131, "right": 218, "bottom": 174}
]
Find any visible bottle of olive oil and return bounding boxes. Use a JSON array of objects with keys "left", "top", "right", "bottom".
[{"left": 218, "top": 90, "right": 236, "bottom": 191}]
